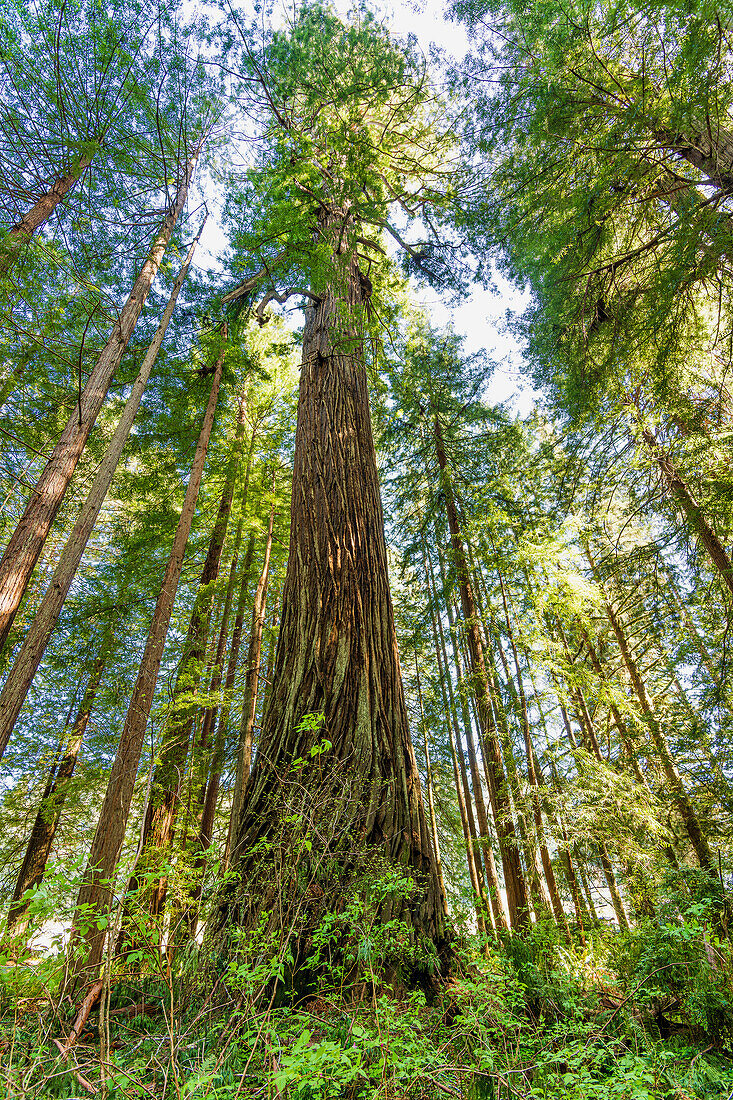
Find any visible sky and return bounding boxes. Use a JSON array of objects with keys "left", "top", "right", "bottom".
[{"left": 195, "top": 0, "right": 539, "bottom": 415}]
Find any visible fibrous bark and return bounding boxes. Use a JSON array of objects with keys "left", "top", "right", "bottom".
[{"left": 228, "top": 217, "right": 445, "bottom": 969}]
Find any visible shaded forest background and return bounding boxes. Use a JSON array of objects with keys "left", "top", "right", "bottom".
[{"left": 1, "top": 0, "right": 733, "bottom": 1096}]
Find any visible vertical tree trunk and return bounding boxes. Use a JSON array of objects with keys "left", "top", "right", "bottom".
[
  {"left": 636, "top": 421, "right": 733, "bottom": 599},
  {"left": 492, "top": 559, "right": 568, "bottom": 934},
  {"left": 0, "top": 150, "right": 96, "bottom": 275},
  {"left": 586, "top": 546, "right": 715, "bottom": 873},
  {"left": 561, "top": 676, "right": 632, "bottom": 929},
  {"left": 577, "top": 859, "right": 600, "bottom": 923},
  {"left": 426, "top": 544, "right": 505, "bottom": 930},
  {"left": 141, "top": 384, "right": 247, "bottom": 916},
  {"left": 430, "top": 429, "right": 528, "bottom": 930},
  {"left": 0, "top": 141, "right": 203, "bottom": 656},
  {"left": 229, "top": 221, "right": 445, "bottom": 959},
  {"left": 664, "top": 573, "right": 724, "bottom": 692},
  {"left": 256, "top": 578, "right": 281, "bottom": 721},
  {"left": 580, "top": 626, "right": 650, "bottom": 787},
  {"left": 0, "top": 224, "right": 204, "bottom": 760},
  {"left": 198, "top": 533, "right": 257, "bottom": 863},
  {"left": 229, "top": 475, "right": 277, "bottom": 835},
  {"left": 414, "top": 654, "right": 448, "bottom": 915},
  {"left": 69, "top": 337, "right": 225, "bottom": 981},
  {"left": 423, "top": 547, "right": 491, "bottom": 938},
  {"left": 7, "top": 640, "right": 111, "bottom": 933}
]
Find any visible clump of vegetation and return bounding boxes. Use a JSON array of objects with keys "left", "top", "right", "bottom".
[{"left": 2, "top": 863, "right": 733, "bottom": 1097}]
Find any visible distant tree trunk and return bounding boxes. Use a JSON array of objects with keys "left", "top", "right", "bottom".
[
  {"left": 181, "top": 479, "right": 258, "bottom": 934},
  {"left": 664, "top": 574, "right": 724, "bottom": 692},
  {"left": 230, "top": 474, "right": 277, "bottom": 836},
  {"left": 426, "top": 544, "right": 504, "bottom": 931},
  {"left": 423, "top": 546, "right": 491, "bottom": 938},
  {"left": 0, "top": 150, "right": 96, "bottom": 275},
  {"left": 0, "top": 141, "right": 203, "bottom": 657},
  {"left": 636, "top": 421, "right": 733, "bottom": 599},
  {"left": 471, "top": 610, "right": 549, "bottom": 922},
  {"left": 557, "top": 824, "right": 587, "bottom": 940},
  {"left": 228, "top": 216, "right": 445, "bottom": 965},
  {"left": 199, "top": 532, "right": 256, "bottom": 850},
  {"left": 586, "top": 546, "right": 715, "bottom": 873},
  {"left": 69, "top": 337, "right": 225, "bottom": 982},
  {"left": 415, "top": 654, "right": 448, "bottom": 915},
  {"left": 577, "top": 860, "right": 600, "bottom": 924},
  {"left": 219, "top": 532, "right": 257, "bottom": 874},
  {"left": 447, "top": 610, "right": 507, "bottom": 930},
  {"left": 7, "top": 640, "right": 111, "bottom": 933},
  {"left": 431, "top": 500, "right": 526, "bottom": 929},
  {"left": 562, "top": 681, "right": 632, "bottom": 930},
  {"left": 140, "top": 385, "right": 247, "bottom": 917},
  {"left": 0, "top": 225, "right": 204, "bottom": 760},
  {"left": 492, "top": 559, "right": 569, "bottom": 935},
  {"left": 580, "top": 627, "right": 650, "bottom": 787}
]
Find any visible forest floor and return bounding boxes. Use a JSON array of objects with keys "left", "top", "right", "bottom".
[{"left": 2, "top": 877, "right": 733, "bottom": 1100}]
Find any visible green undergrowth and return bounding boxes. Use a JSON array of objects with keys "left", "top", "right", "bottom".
[{"left": 1, "top": 869, "right": 732, "bottom": 1098}]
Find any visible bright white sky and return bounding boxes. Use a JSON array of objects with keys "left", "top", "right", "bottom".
[{"left": 196, "top": 0, "right": 539, "bottom": 415}]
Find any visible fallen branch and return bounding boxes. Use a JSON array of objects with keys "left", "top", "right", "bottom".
[{"left": 62, "top": 980, "right": 104, "bottom": 1052}]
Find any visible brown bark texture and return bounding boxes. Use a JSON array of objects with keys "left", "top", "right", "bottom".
[
  {"left": 229, "top": 222, "right": 446, "bottom": 963},
  {"left": 70, "top": 340, "right": 225, "bottom": 980},
  {"left": 0, "top": 151, "right": 95, "bottom": 275},
  {"left": 0, "top": 225, "right": 203, "bottom": 760},
  {"left": 0, "top": 142, "right": 201, "bottom": 657},
  {"left": 139, "top": 380, "right": 246, "bottom": 917}
]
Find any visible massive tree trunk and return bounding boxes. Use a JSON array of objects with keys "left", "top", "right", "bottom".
[
  {"left": 228, "top": 219, "right": 446, "bottom": 969},
  {"left": 0, "top": 142, "right": 202, "bottom": 657},
  {"left": 69, "top": 341, "right": 225, "bottom": 982},
  {"left": 0, "top": 150, "right": 96, "bottom": 275},
  {"left": 0, "top": 226, "right": 203, "bottom": 760}
]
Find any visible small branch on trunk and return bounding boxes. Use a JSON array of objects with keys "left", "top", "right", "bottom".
[{"left": 222, "top": 249, "right": 289, "bottom": 304}]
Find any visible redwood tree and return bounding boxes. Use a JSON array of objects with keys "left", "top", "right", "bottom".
[{"left": 219, "top": 3, "right": 457, "bottom": 963}]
